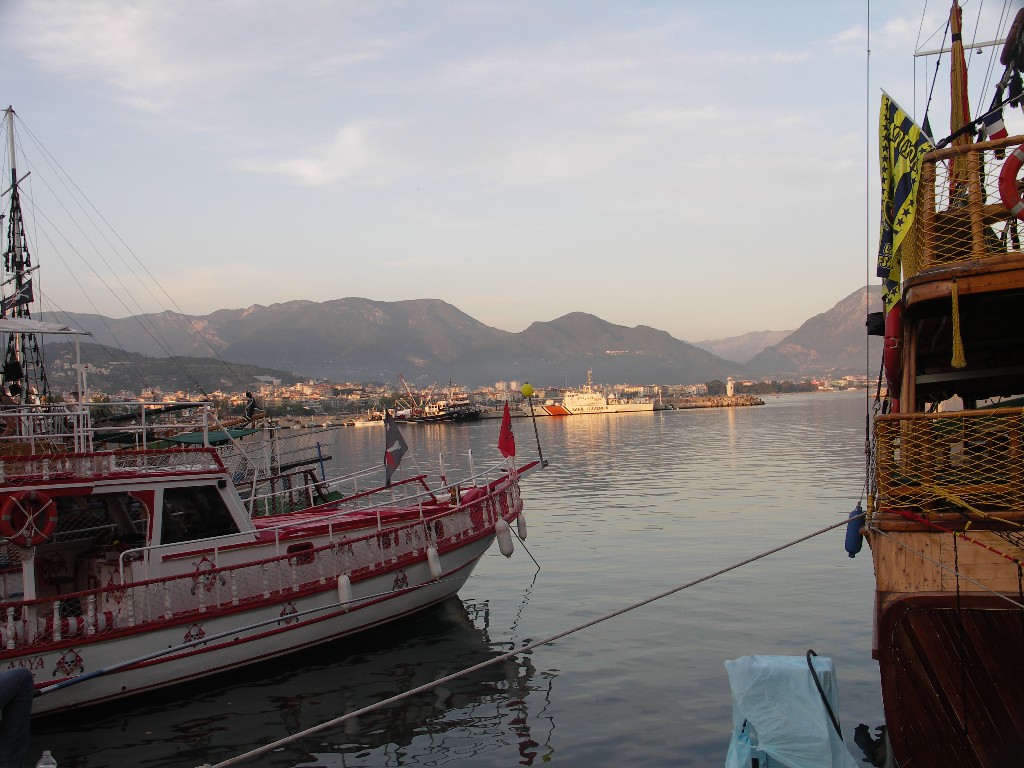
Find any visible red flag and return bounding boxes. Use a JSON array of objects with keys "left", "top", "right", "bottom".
[{"left": 498, "top": 400, "right": 515, "bottom": 458}]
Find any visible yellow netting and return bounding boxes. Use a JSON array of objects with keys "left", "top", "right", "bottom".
[
  {"left": 873, "top": 408, "right": 1024, "bottom": 523},
  {"left": 912, "top": 136, "right": 1024, "bottom": 270}
]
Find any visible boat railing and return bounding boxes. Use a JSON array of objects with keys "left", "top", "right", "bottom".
[
  {"left": 0, "top": 476, "right": 523, "bottom": 652},
  {"left": 911, "top": 134, "right": 1024, "bottom": 274},
  {"left": 116, "top": 459, "right": 523, "bottom": 580},
  {"left": 872, "top": 407, "right": 1024, "bottom": 515},
  {"left": 0, "top": 445, "right": 224, "bottom": 483},
  {"left": 0, "top": 400, "right": 228, "bottom": 456},
  {"left": 241, "top": 455, "right": 519, "bottom": 520}
]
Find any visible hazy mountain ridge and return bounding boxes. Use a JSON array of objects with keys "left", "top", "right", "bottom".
[
  {"left": 746, "top": 286, "right": 882, "bottom": 375},
  {"left": 42, "top": 287, "right": 882, "bottom": 387},
  {"left": 694, "top": 329, "right": 794, "bottom": 364}
]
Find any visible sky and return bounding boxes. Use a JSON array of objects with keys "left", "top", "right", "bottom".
[{"left": 2, "top": 0, "right": 1023, "bottom": 342}]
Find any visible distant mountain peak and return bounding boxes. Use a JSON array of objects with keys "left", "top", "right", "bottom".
[{"left": 43, "top": 287, "right": 881, "bottom": 386}]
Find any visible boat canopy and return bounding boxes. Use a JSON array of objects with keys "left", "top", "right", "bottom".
[
  {"left": 0, "top": 317, "right": 89, "bottom": 335},
  {"left": 158, "top": 428, "right": 259, "bottom": 446}
]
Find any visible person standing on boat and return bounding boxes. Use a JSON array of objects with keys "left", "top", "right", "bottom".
[
  {"left": 243, "top": 391, "right": 258, "bottom": 426},
  {"left": 0, "top": 667, "right": 33, "bottom": 768}
]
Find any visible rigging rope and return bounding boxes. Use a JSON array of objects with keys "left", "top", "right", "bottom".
[
  {"left": 11, "top": 117, "right": 253, "bottom": 395},
  {"left": 197, "top": 512, "right": 864, "bottom": 768}
]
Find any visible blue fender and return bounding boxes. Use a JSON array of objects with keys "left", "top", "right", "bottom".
[{"left": 844, "top": 503, "right": 864, "bottom": 558}]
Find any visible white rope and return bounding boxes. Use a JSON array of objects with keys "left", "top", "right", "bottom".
[{"left": 198, "top": 513, "right": 861, "bottom": 768}]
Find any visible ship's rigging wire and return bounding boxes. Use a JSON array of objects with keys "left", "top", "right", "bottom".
[
  {"left": 199, "top": 512, "right": 866, "bottom": 768},
  {"left": 4, "top": 116, "right": 253, "bottom": 396},
  {"left": 3, "top": 120, "right": 207, "bottom": 395}
]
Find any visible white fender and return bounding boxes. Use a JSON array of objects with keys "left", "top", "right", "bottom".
[
  {"left": 495, "top": 517, "right": 514, "bottom": 558},
  {"left": 338, "top": 574, "right": 353, "bottom": 609},
  {"left": 427, "top": 545, "right": 442, "bottom": 579},
  {"left": 516, "top": 512, "right": 527, "bottom": 540}
]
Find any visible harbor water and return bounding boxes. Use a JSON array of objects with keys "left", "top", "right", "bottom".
[{"left": 30, "top": 391, "right": 884, "bottom": 767}]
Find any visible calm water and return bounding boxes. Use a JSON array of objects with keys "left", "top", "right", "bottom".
[{"left": 30, "top": 392, "right": 883, "bottom": 767}]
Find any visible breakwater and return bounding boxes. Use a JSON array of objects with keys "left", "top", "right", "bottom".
[{"left": 668, "top": 394, "right": 764, "bottom": 409}]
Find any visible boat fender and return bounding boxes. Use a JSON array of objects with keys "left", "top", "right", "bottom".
[
  {"left": 998, "top": 144, "right": 1024, "bottom": 220},
  {"left": 516, "top": 512, "right": 528, "bottom": 540},
  {"left": 337, "top": 574, "right": 353, "bottom": 609},
  {"left": 495, "top": 517, "right": 514, "bottom": 558},
  {"left": 427, "top": 545, "right": 442, "bottom": 580},
  {"left": 844, "top": 503, "right": 864, "bottom": 558},
  {"left": 0, "top": 490, "right": 58, "bottom": 547},
  {"left": 882, "top": 301, "right": 903, "bottom": 407}
]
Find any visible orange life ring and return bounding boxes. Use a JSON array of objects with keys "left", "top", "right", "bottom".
[
  {"left": 0, "top": 490, "right": 58, "bottom": 547},
  {"left": 998, "top": 144, "right": 1024, "bottom": 220}
]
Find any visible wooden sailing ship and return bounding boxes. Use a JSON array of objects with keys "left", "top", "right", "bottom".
[{"left": 867, "top": 5, "right": 1024, "bottom": 765}]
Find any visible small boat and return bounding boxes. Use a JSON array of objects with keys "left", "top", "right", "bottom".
[
  {"left": 521, "top": 370, "right": 653, "bottom": 417},
  {"left": 0, "top": 107, "right": 540, "bottom": 715},
  {"left": 865, "top": 6, "right": 1024, "bottom": 764}
]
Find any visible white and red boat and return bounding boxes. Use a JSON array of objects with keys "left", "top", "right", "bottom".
[
  {"left": 521, "top": 370, "right": 653, "bottom": 417},
  {"left": 0, "top": 107, "right": 539, "bottom": 714}
]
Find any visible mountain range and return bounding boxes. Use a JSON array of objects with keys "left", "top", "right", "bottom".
[{"left": 40, "top": 285, "right": 883, "bottom": 389}]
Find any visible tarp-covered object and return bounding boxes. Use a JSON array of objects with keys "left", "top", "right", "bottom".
[{"left": 724, "top": 654, "right": 859, "bottom": 768}]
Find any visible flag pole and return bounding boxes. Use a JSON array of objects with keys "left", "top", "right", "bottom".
[{"left": 520, "top": 383, "right": 547, "bottom": 468}]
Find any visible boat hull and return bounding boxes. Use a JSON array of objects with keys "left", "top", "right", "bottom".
[
  {"left": 19, "top": 536, "right": 493, "bottom": 714},
  {"left": 869, "top": 514, "right": 1024, "bottom": 767},
  {"left": 875, "top": 593, "right": 1024, "bottom": 767}
]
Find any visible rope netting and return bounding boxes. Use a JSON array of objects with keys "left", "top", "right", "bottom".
[
  {"left": 907, "top": 136, "right": 1024, "bottom": 277},
  {"left": 873, "top": 407, "right": 1024, "bottom": 518}
]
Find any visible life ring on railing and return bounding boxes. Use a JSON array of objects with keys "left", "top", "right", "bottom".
[
  {"left": 0, "top": 490, "right": 58, "bottom": 547},
  {"left": 883, "top": 301, "right": 903, "bottom": 410},
  {"left": 998, "top": 144, "right": 1024, "bottom": 220}
]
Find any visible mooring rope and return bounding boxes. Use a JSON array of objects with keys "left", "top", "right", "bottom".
[{"left": 197, "top": 512, "right": 862, "bottom": 768}]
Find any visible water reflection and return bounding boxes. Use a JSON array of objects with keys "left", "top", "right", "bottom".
[{"left": 30, "top": 596, "right": 557, "bottom": 767}]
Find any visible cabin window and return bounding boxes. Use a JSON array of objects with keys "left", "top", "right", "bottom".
[
  {"left": 53, "top": 492, "right": 148, "bottom": 547},
  {"left": 161, "top": 486, "right": 238, "bottom": 544}
]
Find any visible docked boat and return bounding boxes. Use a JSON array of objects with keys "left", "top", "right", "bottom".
[
  {"left": 522, "top": 370, "right": 653, "bottom": 416},
  {"left": 0, "top": 106, "right": 539, "bottom": 714},
  {"left": 864, "top": 6, "right": 1024, "bottom": 764},
  {"left": 395, "top": 382, "right": 484, "bottom": 424}
]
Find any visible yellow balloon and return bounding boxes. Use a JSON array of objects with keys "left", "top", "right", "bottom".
[{"left": 520, "top": 383, "right": 535, "bottom": 398}]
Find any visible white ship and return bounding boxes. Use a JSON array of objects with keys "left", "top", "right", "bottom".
[{"left": 521, "top": 370, "right": 654, "bottom": 416}]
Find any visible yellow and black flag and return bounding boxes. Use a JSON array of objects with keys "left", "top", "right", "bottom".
[{"left": 878, "top": 92, "right": 933, "bottom": 312}]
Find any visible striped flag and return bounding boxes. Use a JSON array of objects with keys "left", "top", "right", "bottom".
[
  {"left": 981, "top": 92, "right": 1009, "bottom": 157},
  {"left": 878, "top": 93, "right": 933, "bottom": 312}
]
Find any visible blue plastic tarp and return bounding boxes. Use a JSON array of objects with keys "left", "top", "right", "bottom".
[{"left": 724, "top": 654, "right": 859, "bottom": 768}]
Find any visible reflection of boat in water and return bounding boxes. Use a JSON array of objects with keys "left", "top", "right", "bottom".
[
  {"left": 865, "top": 7, "right": 1024, "bottom": 765},
  {"left": 29, "top": 596, "right": 554, "bottom": 767},
  {"left": 520, "top": 370, "right": 653, "bottom": 417}
]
